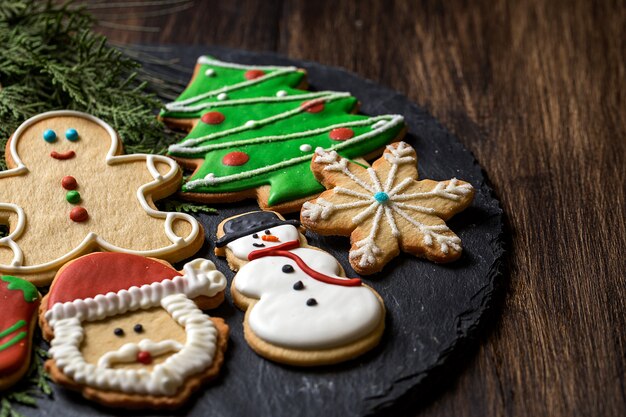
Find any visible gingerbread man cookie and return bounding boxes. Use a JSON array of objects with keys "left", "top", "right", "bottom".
[
  {"left": 0, "top": 110, "right": 204, "bottom": 285},
  {"left": 301, "top": 142, "right": 475, "bottom": 274},
  {"left": 0, "top": 275, "right": 40, "bottom": 390},
  {"left": 215, "top": 211, "right": 385, "bottom": 366},
  {"left": 40, "top": 252, "right": 228, "bottom": 409}
]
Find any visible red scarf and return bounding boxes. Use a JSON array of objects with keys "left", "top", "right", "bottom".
[{"left": 248, "top": 241, "right": 362, "bottom": 287}]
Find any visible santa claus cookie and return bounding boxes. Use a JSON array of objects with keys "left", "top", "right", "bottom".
[
  {"left": 0, "top": 110, "right": 204, "bottom": 286},
  {"left": 215, "top": 211, "right": 385, "bottom": 366},
  {"left": 301, "top": 142, "right": 475, "bottom": 275},
  {"left": 39, "top": 252, "right": 228, "bottom": 409},
  {"left": 0, "top": 275, "right": 40, "bottom": 390}
]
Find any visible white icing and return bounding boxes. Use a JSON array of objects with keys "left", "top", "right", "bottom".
[
  {"left": 226, "top": 224, "right": 300, "bottom": 260},
  {"left": 299, "top": 144, "right": 312, "bottom": 152},
  {"left": 181, "top": 114, "right": 405, "bottom": 190},
  {"left": 232, "top": 235, "right": 383, "bottom": 349},
  {"left": 217, "top": 92, "right": 228, "bottom": 100},
  {"left": 276, "top": 90, "right": 288, "bottom": 97},
  {"left": 97, "top": 339, "right": 183, "bottom": 368},
  {"left": 0, "top": 110, "right": 202, "bottom": 275},
  {"left": 244, "top": 120, "right": 257, "bottom": 128},
  {"left": 302, "top": 142, "right": 473, "bottom": 265},
  {"left": 48, "top": 293, "right": 218, "bottom": 396},
  {"left": 204, "top": 68, "right": 215, "bottom": 77}
]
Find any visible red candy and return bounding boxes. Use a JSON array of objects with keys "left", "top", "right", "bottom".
[
  {"left": 137, "top": 351, "right": 152, "bottom": 365},
  {"left": 201, "top": 111, "right": 225, "bottom": 125},
  {"left": 329, "top": 127, "right": 355, "bottom": 141},
  {"left": 244, "top": 70, "right": 265, "bottom": 80},
  {"left": 61, "top": 176, "right": 77, "bottom": 190},
  {"left": 301, "top": 100, "right": 325, "bottom": 113},
  {"left": 69, "top": 207, "right": 89, "bottom": 223},
  {"left": 222, "top": 151, "right": 250, "bottom": 166}
]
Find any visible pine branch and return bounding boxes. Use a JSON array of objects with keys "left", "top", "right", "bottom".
[{"left": 160, "top": 199, "right": 218, "bottom": 215}]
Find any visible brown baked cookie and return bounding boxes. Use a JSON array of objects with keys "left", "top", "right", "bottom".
[
  {"left": 215, "top": 211, "right": 385, "bottom": 366},
  {"left": 301, "top": 142, "right": 475, "bottom": 275},
  {"left": 39, "top": 252, "right": 228, "bottom": 409},
  {"left": 0, "top": 275, "right": 40, "bottom": 390},
  {"left": 0, "top": 110, "right": 204, "bottom": 286}
]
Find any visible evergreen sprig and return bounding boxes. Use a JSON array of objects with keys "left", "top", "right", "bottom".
[
  {"left": 160, "top": 199, "right": 218, "bottom": 215},
  {"left": 0, "top": 0, "right": 176, "bottom": 171}
]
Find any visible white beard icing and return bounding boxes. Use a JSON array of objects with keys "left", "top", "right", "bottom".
[
  {"left": 48, "top": 294, "right": 218, "bottom": 396},
  {"left": 226, "top": 224, "right": 301, "bottom": 260},
  {"left": 233, "top": 246, "right": 383, "bottom": 349},
  {"left": 97, "top": 339, "right": 183, "bottom": 368}
]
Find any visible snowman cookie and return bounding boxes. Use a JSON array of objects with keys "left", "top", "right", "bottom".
[
  {"left": 40, "top": 252, "right": 228, "bottom": 409},
  {"left": 215, "top": 211, "right": 385, "bottom": 366},
  {"left": 301, "top": 142, "right": 475, "bottom": 274},
  {"left": 0, "top": 275, "right": 40, "bottom": 390},
  {"left": 0, "top": 110, "right": 204, "bottom": 286}
]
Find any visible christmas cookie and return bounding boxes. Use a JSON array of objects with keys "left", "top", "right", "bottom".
[
  {"left": 215, "top": 211, "right": 385, "bottom": 366},
  {"left": 301, "top": 142, "right": 475, "bottom": 275},
  {"left": 0, "top": 275, "right": 40, "bottom": 390},
  {"left": 40, "top": 252, "right": 228, "bottom": 409},
  {"left": 0, "top": 110, "right": 204, "bottom": 286},
  {"left": 160, "top": 56, "right": 406, "bottom": 213}
]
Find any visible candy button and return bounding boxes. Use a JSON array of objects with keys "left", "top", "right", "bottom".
[
  {"left": 205, "top": 68, "right": 215, "bottom": 77},
  {"left": 61, "top": 176, "right": 77, "bottom": 190},
  {"left": 66, "top": 190, "right": 81, "bottom": 204},
  {"left": 306, "top": 298, "right": 318, "bottom": 306},
  {"left": 282, "top": 265, "right": 295, "bottom": 273},
  {"left": 244, "top": 69, "right": 265, "bottom": 80},
  {"left": 301, "top": 100, "right": 325, "bottom": 113},
  {"left": 201, "top": 111, "right": 225, "bottom": 125},
  {"left": 329, "top": 127, "right": 355, "bottom": 141},
  {"left": 43, "top": 129, "right": 56, "bottom": 143},
  {"left": 293, "top": 281, "right": 304, "bottom": 290},
  {"left": 222, "top": 151, "right": 249, "bottom": 166},
  {"left": 65, "top": 128, "right": 79, "bottom": 141},
  {"left": 69, "top": 207, "right": 89, "bottom": 223},
  {"left": 299, "top": 144, "right": 312, "bottom": 152}
]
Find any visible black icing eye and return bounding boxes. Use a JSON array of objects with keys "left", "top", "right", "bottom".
[
  {"left": 114, "top": 328, "right": 124, "bottom": 336},
  {"left": 252, "top": 233, "right": 259, "bottom": 239},
  {"left": 264, "top": 230, "right": 271, "bottom": 235},
  {"left": 133, "top": 324, "right": 143, "bottom": 333}
]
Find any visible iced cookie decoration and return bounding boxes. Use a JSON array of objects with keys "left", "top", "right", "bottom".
[
  {"left": 40, "top": 252, "right": 228, "bottom": 409},
  {"left": 301, "top": 142, "right": 475, "bottom": 274},
  {"left": 0, "top": 110, "right": 204, "bottom": 286},
  {"left": 215, "top": 211, "right": 385, "bottom": 366},
  {"left": 159, "top": 56, "right": 406, "bottom": 212},
  {"left": 0, "top": 275, "right": 40, "bottom": 390}
]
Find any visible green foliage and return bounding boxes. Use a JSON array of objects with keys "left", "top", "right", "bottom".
[
  {"left": 0, "top": 346, "right": 52, "bottom": 417},
  {"left": 160, "top": 199, "right": 217, "bottom": 215},
  {"left": 0, "top": 0, "right": 179, "bottom": 171}
]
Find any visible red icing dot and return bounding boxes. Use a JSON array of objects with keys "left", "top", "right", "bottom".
[
  {"left": 329, "top": 127, "right": 355, "bottom": 141},
  {"left": 222, "top": 151, "right": 250, "bottom": 166},
  {"left": 201, "top": 111, "right": 225, "bottom": 125},
  {"left": 61, "top": 176, "right": 77, "bottom": 190},
  {"left": 301, "top": 100, "right": 325, "bottom": 113},
  {"left": 70, "top": 207, "right": 89, "bottom": 223},
  {"left": 137, "top": 351, "right": 152, "bottom": 365},
  {"left": 244, "top": 69, "right": 265, "bottom": 80}
]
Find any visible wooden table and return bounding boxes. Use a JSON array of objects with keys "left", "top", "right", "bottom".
[{"left": 95, "top": 1, "right": 625, "bottom": 416}]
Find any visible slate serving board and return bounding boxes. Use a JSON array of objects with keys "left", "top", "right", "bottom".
[{"left": 27, "top": 46, "right": 505, "bottom": 417}]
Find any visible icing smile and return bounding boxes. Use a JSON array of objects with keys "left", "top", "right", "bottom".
[
  {"left": 97, "top": 339, "right": 183, "bottom": 368},
  {"left": 50, "top": 150, "right": 76, "bottom": 160}
]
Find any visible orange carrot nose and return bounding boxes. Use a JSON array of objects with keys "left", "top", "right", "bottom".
[{"left": 261, "top": 235, "right": 280, "bottom": 242}]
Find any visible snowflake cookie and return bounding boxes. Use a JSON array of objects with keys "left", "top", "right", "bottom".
[
  {"left": 0, "top": 110, "right": 204, "bottom": 285},
  {"left": 301, "top": 142, "right": 475, "bottom": 275}
]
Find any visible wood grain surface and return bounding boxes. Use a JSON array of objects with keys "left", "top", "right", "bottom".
[{"left": 92, "top": 1, "right": 626, "bottom": 416}]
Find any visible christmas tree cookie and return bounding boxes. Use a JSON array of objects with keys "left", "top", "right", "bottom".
[
  {"left": 215, "top": 211, "right": 385, "bottom": 366},
  {"left": 40, "top": 253, "right": 229, "bottom": 409},
  {"left": 301, "top": 142, "right": 475, "bottom": 274},
  {"left": 0, "top": 275, "right": 40, "bottom": 390},
  {"left": 160, "top": 56, "right": 406, "bottom": 212},
  {"left": 0, "top": 110, "right": 204, "bottom": 286}
]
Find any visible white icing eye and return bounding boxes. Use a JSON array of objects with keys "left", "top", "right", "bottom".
[{"left": 205, "top": 68, "right": 215, "bottom": 77}]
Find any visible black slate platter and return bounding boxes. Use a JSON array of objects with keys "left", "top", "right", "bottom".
[{"left": 26, "top": 46, "right": 504, "bottom": 417}]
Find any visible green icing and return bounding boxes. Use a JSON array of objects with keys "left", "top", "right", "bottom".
[
  {"left": 163, "top": 56, "right": 405, "bottom": 206},
  {"left": 1, "top": 276, "right": 38, "bottom": 303},
  {"left": 0, "top": 331, "right": 26, "bottom": 352},
  {"left": 0, "top": 320, "right": 26, "bottom": 339},
  {"left": 0, "top": 320, "right": 27, "bottom": 352}
]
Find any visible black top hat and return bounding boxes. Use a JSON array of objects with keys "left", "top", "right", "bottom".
[{"left": 215, "top": 211, "right": 300, "bottom": 247}]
